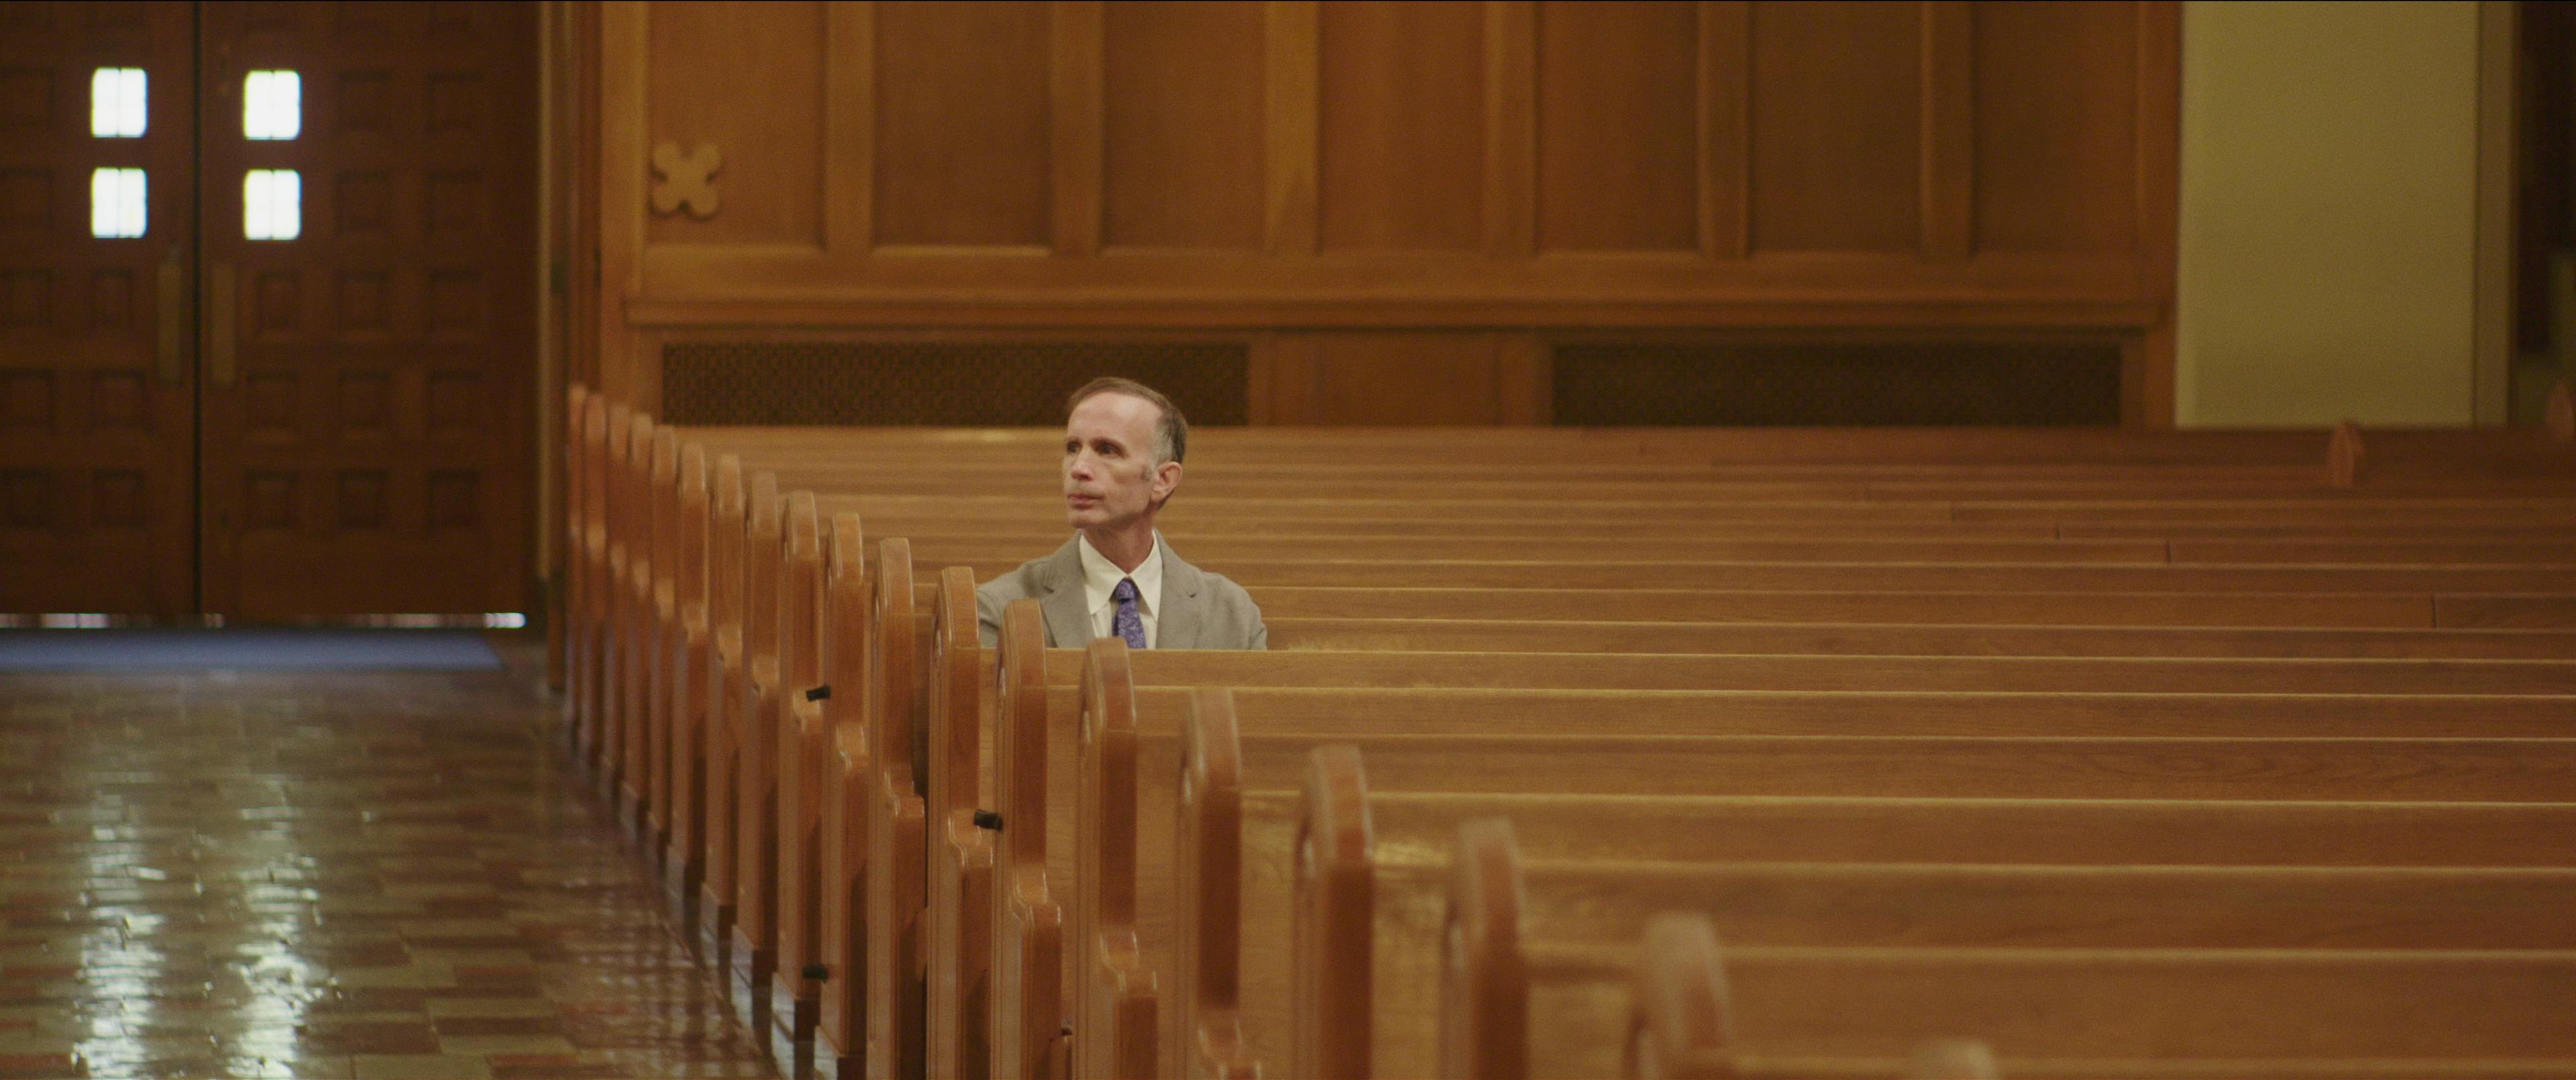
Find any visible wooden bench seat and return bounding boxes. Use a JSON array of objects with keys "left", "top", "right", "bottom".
[
  {"left": 1051, "top": 671, "right": 2576, "bottom": 1078},
  {"left": 1615, "top": 930, "right": 2576, "bottom": 1078},
  {"left": 826, "top": 529, "right": 2576, "bottom": 568},
  {"left": 709, "top": 535, "right": 2576, "bottom": 1073},
  {"left": 552, "top": 384, "right": 2576, "bottom": 1080},
  {"left": 1265, "top": 618, "right": 2576, "bottom": 658},
  {"left": 958, "top": 629, "right": 2565, "bottom": 1077},
  {"left": 1183, "top": 742, "right": 2576, "bottom": 1078},
  {"left": 1434, "top": 824, "right": 2576, "bottom": 1079},
  {"left": 1242, "top": 587, "right": 2557, "bottom": 628}
]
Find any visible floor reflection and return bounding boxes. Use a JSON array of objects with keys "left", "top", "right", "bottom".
[{"left": 1, "top": 653, "right": 766, "bottom": 1080}]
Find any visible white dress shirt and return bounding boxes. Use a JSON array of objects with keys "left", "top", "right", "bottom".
[{"left": 1076, "top": 532, "right": 1163, "bottom": 648}]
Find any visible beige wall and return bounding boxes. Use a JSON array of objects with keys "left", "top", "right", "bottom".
[{"left": 2176, "top": 0, "right": 2479, "bottom": 426}]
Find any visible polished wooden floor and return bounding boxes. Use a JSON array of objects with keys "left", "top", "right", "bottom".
[{"left": 0, "top": 636, "right": 767, "bottom": 1080}]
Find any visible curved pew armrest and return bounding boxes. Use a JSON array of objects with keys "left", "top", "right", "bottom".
[
  {"left": 1075, "top": 638, "right": 1158, "bottom": 1079},
  {"left": 1178, "top": 688, "right": 1256, "bottom": 1080},
  {"left": 1624, "top": 915, "right": 1732, "bottom": 1080},
  {"left": 1441, "top": 818, "right": 1529, "bottom": 1080},
  {"left": 1293, "top": 745, "right": 1375, "bottom": 1080}
]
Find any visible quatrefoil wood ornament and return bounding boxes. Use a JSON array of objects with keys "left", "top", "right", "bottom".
[{"left": 649, "top": 141, "right": 722, "bottom": 219}]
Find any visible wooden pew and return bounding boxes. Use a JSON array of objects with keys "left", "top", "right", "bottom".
[
  {"left": 651, "top": 443, "right": 712, "bottom": 928},
  {"left": 1441, "top": 822, "right": 2576, "bottom": 1079},
  {"left": 953, "top": 608, "right": 2576, "bottom": 1079},
  {"left": 1264, "top": 618, "right": 2576, "bottom": 659},
  {"left": 798, "top": 574, "right": 2576, "bottom": 1072},
  {"left": 684, "top": 453, "right": 746, "bottom": 945},
  {"left": 1619, "top": 915, "right": 2576, "bottom": 1079},
  {"left": 569, "top": 453, "right": 2576, "bottom": 788},
  {"left": 543, "top": 392, "right": 2576, "bottom": 1080},
  {"left": 1060, "top": 663, "right": 2576, "bottom": 1079},
  {"left": 559, "top": 382, "right": 587, "bottom": 714},
  {"left": 661, "top": 571, "right": 2576, "bottom": 940},
  {"left": 1197, "top": 744, "right": 2576, "bottom": 1078}
]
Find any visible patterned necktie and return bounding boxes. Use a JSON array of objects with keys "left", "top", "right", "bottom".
[{"left": 1110, "top": 578, "right": 1146, "bottom": 649}]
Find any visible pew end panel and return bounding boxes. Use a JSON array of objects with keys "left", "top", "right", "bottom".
[
  {"left": 1176, "top": 689, "right": 1255, "bottom": 1080},
  {"left": 1440, "top": 818, "right": 1528, "bottom": 1080},
  {"left": 1073, "top": 639, "right": 1157, "bottom": 1080},
  {"left": 655, "top": 441, "right": 711, "bottom": 894},
  {"left": 626, "top": 422, "right": 674, "bottom": 833},
  {"left": 1624, "top": 915, "right": 1732, "bottom": 1080},
  {"left": 727, "top": 470, "right": 786, "bottom": 1030},
  {"left": 815, "top": 508, "right": 873, "bottom": 1069},
  {"left": 590, "top": 400, "right": 633, "bottom": 784},
  {"left": 769, "top": 491, "right": 826, "bottom": 1066},
  {"left": 561, "top": 384, "right": 591, "bottom": 721},
  {"left": 818, "top": 718, "right": 873, "bottom": 1075},
  {"left": 641, "top": 427, "right": 683, "bottom": 851},
  {"left": 694, "top": 452, "right": 748, "bottom": 965},
  {"left": 572, "top": 393, "right": 611, "bottom": 763},
  {"left": 1294, "top": 746, "right": 1376, "bottom": 1080},
  {"left": 991, "top": 600, "right": 1066, "bottom": 1080},
  {"left": 865, "top": 538, "right": 928, "bottom": 1080},
  {"left": 610, "top": 411, "right": 655, "bottom": 811},
  {"left": 926, "top": 565, "right": 993, "bottom": 1080}
]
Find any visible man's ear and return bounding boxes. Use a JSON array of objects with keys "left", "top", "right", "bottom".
[{"left": 1150, "top": 460, "right": 1182, "bottom": 506}]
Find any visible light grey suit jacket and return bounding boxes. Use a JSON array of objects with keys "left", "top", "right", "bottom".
[{"left": 974, "top": 536, "right": 1267, "bottom": 651}]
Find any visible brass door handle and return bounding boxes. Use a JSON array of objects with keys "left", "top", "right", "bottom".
[
  {"left": 208, "top": 262, "right": 237, "bottom": 388},
  {"left": 154, "top": 248, "right": 183, "bottom": 385}
]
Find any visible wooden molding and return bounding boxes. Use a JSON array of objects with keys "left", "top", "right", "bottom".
[
  {"left": 1697, "top": 1, "right": 1751, "bottom": 260},
  {"left": 1263, "top": 1, "right": 1321, "bottom": 256},
  {"left": 2326, "top": 420, "right": 2365, "bottom": 489},
  {"left": 1483, "top": 1, "right": 1537, "bottom": 259},
  {"left": 824, "top": 2, "right": 874, "bottom": 256},
  {"left": 1050, "top": 1, "right": 1106, "bottom": 256},
  {"left": 1918, "top": 0, "right": 1974, "bottom": 262},
  {"left": 649, "top": 141, "right": 722, "bottom": 219}
]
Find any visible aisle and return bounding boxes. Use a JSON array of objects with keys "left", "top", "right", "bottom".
[{"left": 0, "top": 635, "right": 766, "bottom": 1080}]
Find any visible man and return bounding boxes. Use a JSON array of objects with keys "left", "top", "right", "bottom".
[{"left": 973, "top": 378, "right": 1267, "bottom": 651}]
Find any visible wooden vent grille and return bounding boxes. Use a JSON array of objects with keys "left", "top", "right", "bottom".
[
  {"left": 659, "top": 341, "right": 1250, "bottom": 426},
  {"left": 1551, "top": 342, "right": 2123, "bottom": 426}
]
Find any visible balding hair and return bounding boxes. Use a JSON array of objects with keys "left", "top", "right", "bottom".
[{"left": 1067, "top": 376, "right": 1187, "bottom": 466}]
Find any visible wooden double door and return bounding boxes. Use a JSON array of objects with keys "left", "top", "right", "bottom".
[{"left": 0, "top": 1, "right": 535, "bottom": 618}]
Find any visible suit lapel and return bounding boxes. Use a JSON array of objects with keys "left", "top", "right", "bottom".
[
  {"left": 1035, "top": 539, "right": 1091, "bottom": 647},
  {"left": 1157, "top": 537, "right": 1206, "bottom": 650}
]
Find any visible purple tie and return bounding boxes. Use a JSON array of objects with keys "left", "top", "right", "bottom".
[{"left": 1111, "top": 578, "right": 1146, "bottom": 649}]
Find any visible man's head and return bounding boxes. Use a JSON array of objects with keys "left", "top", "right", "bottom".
[{"left": 1061, "top": 377, "right": 1187, "bottom": 533}]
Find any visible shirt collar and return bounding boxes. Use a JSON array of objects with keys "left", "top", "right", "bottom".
[{"left": 1076, "top": 532, "right": 1163, "bottom": 616}]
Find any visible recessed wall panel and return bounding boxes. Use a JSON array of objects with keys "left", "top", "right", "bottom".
[
  {"left": 1318, "top": 1, "right": 1485, "bottom": 251},
  {"left": 1102, "top": 1, "right": 1265, "bottom": 250},
  {"left": 873, "top": 1, "right": 1051, "bottom": 247},
  {"left": 643, "top": 1, "right": 824, "bottom": 246},
  {"left": 1748, "top": 1, "right": 1920, "bottom": 253},
  {"left": 1535, "top": 1, "right": 1697, "bottom": 252},
  {"left": 1972, "top": 1, "right": 2138, "bottom": 252}
]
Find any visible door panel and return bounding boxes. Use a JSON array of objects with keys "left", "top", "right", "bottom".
[
  {"left": 197, "top": 0, "right": 535, "bottom": 617},
  {"left": 0, "top": 1, "right": 199, "bottom": 614}
]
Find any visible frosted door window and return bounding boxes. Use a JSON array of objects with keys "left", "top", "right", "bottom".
[
  {"left": 90, "top": 68, "right": 147, "bottom": 137},
  {"left": 243, "top": 70, "right": 301, "bottom": 140},
  {"left": 244, "top": 170, "right": 301, "bottom": 240},
  {"left": 90, "top": 168, "right": 146, "bottom": 238}
]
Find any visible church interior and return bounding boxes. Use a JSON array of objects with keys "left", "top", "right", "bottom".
[{"left": 3, "top": 1, "right": 2575, "bottom": 1078}]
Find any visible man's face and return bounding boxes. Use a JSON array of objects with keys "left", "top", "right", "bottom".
[{"left": 1062, "top": 392, "right": 1178, "bottom": 531}]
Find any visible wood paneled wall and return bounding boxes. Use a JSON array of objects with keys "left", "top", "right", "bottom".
[{"left": 592, "top": 0, "right": 2178, "bottom": 424}]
